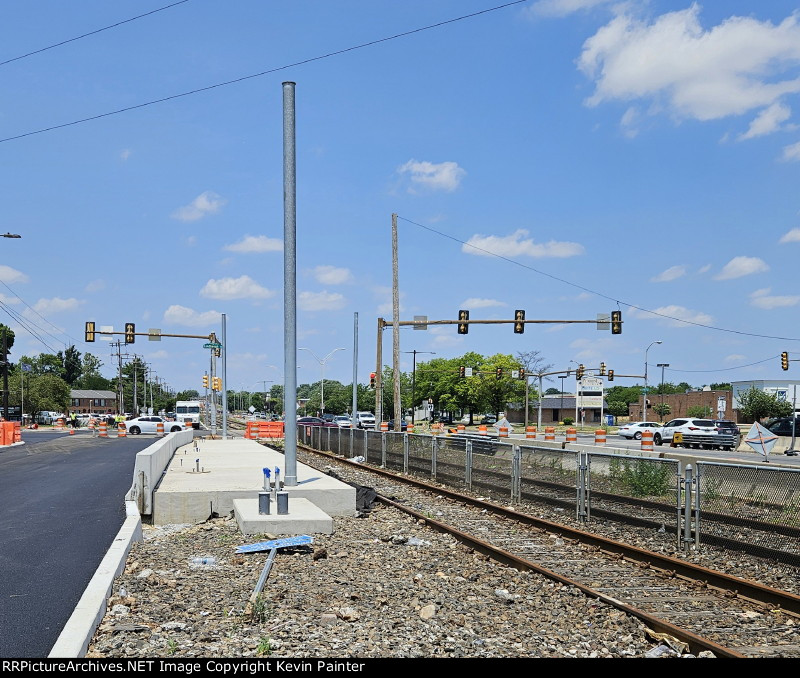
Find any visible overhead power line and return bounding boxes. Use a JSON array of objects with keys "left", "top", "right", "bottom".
[
  {"left": 0, "top": 0, "right": 193, "bottom": 67},
  {"left": 0, "top": 0, "right": 529, "bottom": 144},
  {"left": 398, "top": 216, "right": 800, "bottom": 343}
]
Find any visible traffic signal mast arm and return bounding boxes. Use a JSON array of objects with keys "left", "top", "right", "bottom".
[
  {"left": 88, "top": 329, "right": 218, "bottom": 341},
  {"left": 379, "top": 318, "right": 622, "bottom": 329}
]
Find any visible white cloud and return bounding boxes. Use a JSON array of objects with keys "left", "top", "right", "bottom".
[
  {"left": 461, "top": 297, "right": 507, "bottom": 309},
  {"left": 200, "top": 276, "right": 275, "bottom": 301},
  {"left": 120, "top": 149, "right": 132, "bottom": 161},
  {"left": 163, "top": 304, "right": 220, "bottom": 327},
  {"left": 697, "top": 264, "right": 712, "bottom": 274},
  {"left": 650, "top": 265, "right": 686, "bottom": 283},
  {"left": 749, "top": 287, "right": 800, "bottom": 309},
  {"left": 171, "top": 191, "right": 227, "bottom": 222},
  {"left": 430, "top": 326, "right": 464, "bottom": 347},
  {"left": 619, "top": 106, "right": 641, "bottom": 138},
  {"left": 149, "top": 350, "right": 168, "bottom": 359},
  {"left": 0, "top": 265, "right": 29, "bottom": 284},
  {"left": 783, "top": 141, "right": 800, "bottom": 161},
  {"left": 29, "top": 297, "right": 82, "bottom": 315},
  {"left": 85, "top": 279, "right": 105, "bottom": 293},
  {"left": 313, "top": 265, "right": 353, "bottom": 285},
  {"left": 714, "top": 256, "right": 770, "bottom": 280},
  {"left": 635, "top": 305, "right": 714, "bottom": 327},
  {"left": 529, "top": 0, "right": 614, "bottom": 18},
  {"left": 463, "top": 229, "right": 584, "bottom": 258},
  {"left": 739, "top": 102, "right": 792, "bottom": 140},
  {"left": 780, "top": 227, "right": 800, "bottom": 242},
  {"left": 298, "top": 291, "right": 347, "bottom": 312},
  {"left": 224, "top": 235, "right": 283, "bottom": 253},
  {"left": 398, "top": 159, "right": 465, "bottom": 193},
  {"left": 0, "top": 293, "right": 19, "bottom": 305},
  {"left": 578, "top": 6, "right": 800, "bottom": 125},
  {"left": 725, "top": 354, "right": 746, "bottom": 362}
]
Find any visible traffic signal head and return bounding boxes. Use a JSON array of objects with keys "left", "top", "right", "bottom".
[
  {"left": 599, "top": 362, "right": 606, "bottom": 376},
  {"left": 457, "top": 309, "right": 469, "bottom": 334},
  {"left": 203, "top": 375, "right": 209, "bottom": 389},
  {"left": 85, "top": 321, "right": 95, "bottom": 343},
  {"left": 607, "top": 369, "right": 614, "bottom": 381},
  {"left": 782, "top": 352, "right": 790, "bottom": 371},
  {"left": 514, "top": 309, "right": 525, "bottom": 334},
  {"left": 576, "top": 364, "right": 585, "bottom": 379},
  {"left": 611, "top": 310, "right": 622, "bottom": 335},
  {"left": 518, "top": 368, "right": 526, "bottom": 380},
  {"left": 212, "top": 377, "right": 222, "bottom": 391},
  {"left": 369, "top": 372, "right": 376, "bottom": 388},
  {"left": 459, "top": 366, "right": 466, "bottom": 378},
  {"left": 125, "top": 322, "right": 135, "bottom": 344},
  {"left": 496, "top": 367, "right": 503, "bottom": 379}
]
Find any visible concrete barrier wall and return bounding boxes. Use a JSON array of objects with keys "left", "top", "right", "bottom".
[
  {"left": 48, "top": 501, "right": 142, "bottom": 658},
  {"left": 125, "top": 429, "right": 194, "bottom": 515}
]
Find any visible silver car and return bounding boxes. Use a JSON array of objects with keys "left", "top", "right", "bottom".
[{"left": 124, "top": 416, "right": 186, "bottom": 435}]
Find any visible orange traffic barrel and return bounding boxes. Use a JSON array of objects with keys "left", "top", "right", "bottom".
[
  {"left": 525, "top": 426, "right": 536, "bottom": 440},
  {"left": 641, "top": 430, "right": 654, "bottom": 452},
  {"left": 478, "top": 425, "right": 487, "bottom": 436},
  {"left": 407, "top": 423, "right": 414, "bottom": 434},
  {"left": 545, "top": 427, "right": 555, "bottom": 441},
  {"left": 498, "top": 426, "right": 509, "bottom": 438},
  {"left": 156, "top": 421, "right": 165, "bottom": 437},
  {"left": 457, "top": 424, "right": 466, "bottom": 434},
  {"left": 595, "top": 429, "right": 606, "bottom": 445},
  {"left": 98, "top": 422, "right": 108, "bottom": 437},
  {"left": 566, "top": 427, "right": 577, "bottom": 443},
  {"left": 380, "top": 421, "right": 389, "bottom": 432},
  {"left": 56, "top": 417, "right": 65, "bottom": 431},
  {"left": 117, "top": 422, "right": 127, "bottom": 438}
]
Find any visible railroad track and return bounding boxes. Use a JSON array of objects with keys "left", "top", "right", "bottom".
[{"left": 297, "top": 444, "right": 800, "bottom": 658}]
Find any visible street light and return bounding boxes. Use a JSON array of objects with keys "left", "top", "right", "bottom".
[
  {"left": 643, "top": 341, "right": 663, "bottom": 421},
  {"left": 1, "top": 233, "right": 21, "bottom": 239},
  {"left": 657, "top": 363, "right": 670, "bottom": 417},
  {"left": 299, "top": 347, "right": 345, "bottom": 416},
  {"left": 403, "top": 350, "right": 435, "bottom": 424}
]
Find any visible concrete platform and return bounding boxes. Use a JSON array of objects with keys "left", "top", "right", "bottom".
[
  {"left": 233, "top": 497, "right": 334, "bottom": 535},
  {"left": 152, "top": 438, "right": 356, "bottom": 525}
]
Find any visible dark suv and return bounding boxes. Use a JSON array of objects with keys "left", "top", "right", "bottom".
[
  {"left": 767, "top": 417, "right": 800, "bottom": 437},
  {"left": 714, "top": 420, "right": 740, "bottom": 439}
]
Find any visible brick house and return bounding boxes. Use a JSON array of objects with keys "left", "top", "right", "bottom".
[{"left": 69, "top": 389, "right": 117, "bottom": 415}]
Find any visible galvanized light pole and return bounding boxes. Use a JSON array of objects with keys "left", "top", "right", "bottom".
[
  {"left": 299, "top": 347, "right": 345, "bottom": 416},
  {"left": 403, "top": 350, "right": 435, "bottom": 424},
  {"left": 643, "top": 341, "right": 662, "bottom": 420}
]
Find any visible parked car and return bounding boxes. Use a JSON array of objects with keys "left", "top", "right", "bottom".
[
  {"left": 387, "top": 419, "right": 407, "bottom": 432},
  {"left": 356, "top": 411, "right": 376, "bottom": 429},
  {"left": 766, "top": 417, "right": 800, "bottom": 437},
  {"left": 480, "top": 414, "right": 497, "bottom": 425},
  {"left": 654, "top": 418, "right": 736, "bottom": 450},
  {"left": 123, "top": 416, "right": 186, "bottom": 435},
  {"left": 617, "top": 421, "right": 662, "bottom": 440},
  {"left": 321, "top": 413, "right": 335, "bottom": 423},
  {"left": 713, "top": 420, "right": 741, "bottom": 439},
  {"left": 333, "top": 415, "right": 352, "bottom": 428}
]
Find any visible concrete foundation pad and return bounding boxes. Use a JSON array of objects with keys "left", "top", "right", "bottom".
[
  {"left": 234, "top": 497, "right": 333, "bottom": 535},
  {"left": 152, "top": 438, "right": 356, "bottom": 525}
]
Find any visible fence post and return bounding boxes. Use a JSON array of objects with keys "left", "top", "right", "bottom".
[
  {"left": 512, "top": 444, "right": 521, "bottom": 503},
  {"left": 681, "top": 464, "right": 695, "bottom": 551},
  {"left": 466, "top": 439, "right": 473, "bottom": 491},
  {"left": 403, "top": 433, "right": 409, "bottom": 474},
  {"left": 326, "top": 426, "right": 331, "bottom": 451},
  {"left": 432, "top": 435, "right": 438, "bottom": 480},
  {"left": 577, "top": 451, "right": 589, "bottom": 523},
  {"left": 381, "top": 431, "right": 387, "bottom": 467},
  {"left": 363, "top": 429, "right": 368, "bottom": 461},
  {"left": 694, "top": 463, "right": 702, "bottom": 549}
]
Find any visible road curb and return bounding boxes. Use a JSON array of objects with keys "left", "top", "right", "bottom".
[{"left": 48, "top": 501, "right": 142, "bottom": 658}]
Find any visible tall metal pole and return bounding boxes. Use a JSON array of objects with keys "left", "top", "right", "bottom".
[
  {"left": 283, "top": 81, "right": 298, "bottom": 486},
  {"left": 210, "top": 348, "right": 217, "bottom": 436},
  {"left": 643, "top": 341, "right": 662, "bottom": 420},
  {"left": 391, "top": 214, "right": 401, "bottom": 430},
  {"left": 222, "top": 313, "right": 228, "bottom": 440},
  {"left": 352, "top": 312, "right": 358, "bottom": 428},
  {"left": 375, "top": 318, "right": 383, "bottom": 423},
  {"left": 537, "top": 374, "right": 543, "bottom": 430},
  {"left": 2, "top": 329, "right": 7, "bottom": 420}
]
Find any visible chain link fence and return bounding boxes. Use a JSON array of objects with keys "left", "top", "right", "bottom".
[{"left": 297, "top": 427, "right": 800, "bottom": 563}]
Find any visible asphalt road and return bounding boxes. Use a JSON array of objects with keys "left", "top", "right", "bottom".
[{"left": 0, "top": 430, "right": 153, "bottom": 658}]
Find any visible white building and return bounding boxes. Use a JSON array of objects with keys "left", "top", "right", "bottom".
[{"left": 731, "top": 380, "right": 800, "bottom": 415}]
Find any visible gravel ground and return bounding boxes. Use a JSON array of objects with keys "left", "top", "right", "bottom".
[{"left": 87, "top": 506, "right": 676, "bottom": 659}]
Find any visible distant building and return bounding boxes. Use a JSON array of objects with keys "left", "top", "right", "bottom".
[
  {"left": 732, "top": 380, "right": 800, "bottom": 420},
  {"left": 509, "top": 395, "right": 608, "bottom": 425},
  {"left": 69, "top": 389, "right": 117, "bottom": 414},
  {"left": 629, "top": 389, "right": 732, "bottom": 422}
]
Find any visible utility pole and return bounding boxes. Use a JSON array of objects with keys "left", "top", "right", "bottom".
[
  {"left": 2, "top": 329, "right": 8, "bottom": 421},
  {"left": 391, "top": 213, "right": 402, "bottom": 429}
]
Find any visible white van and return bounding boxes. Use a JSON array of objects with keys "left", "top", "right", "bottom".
[{"left": 356, "top": 411, "right": 376, "bottom": 430}]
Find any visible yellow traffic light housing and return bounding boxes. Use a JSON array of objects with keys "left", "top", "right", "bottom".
[
  {"left": 203, "top": 375, "right": 209, "bottom": 389},
  {"left": 611, "top": 310, "right": 622, "bottom": 334},
  {"left": 607, "top": 369, "right": 614, "bottom": 381},
  {"left": 514, "top": 309, "right": 525, "bottom": 334},
  {"left": 85, "top": 321, "right": 95, "bottom": 343},
  {"left": 125, "top": 322, "right": 135, "bottom": 344},
  {"left": 782, "top": 352, "right": 790, "bottom": 371},
  {"left": 457, "top": 310, "right": 469, "bottom": 335},
  {"left": 496, "top": 367, "right": 503, "bottom": 379}
]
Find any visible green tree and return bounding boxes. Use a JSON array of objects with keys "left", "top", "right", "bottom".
[
  {"left": 710, "top": 382, "right": 732, "bottom": 390},
  {"left": 26, "top": 373, "right": 70, "bottom": 416},
  {"left": 652, "top": 402, "right": 671, "bottom": 419},
  {"left": 607, "top": 400, "right": 629, "bottom": 418},
  {"left": 74, "top": 353, "right": 111, "bottom": 390},
  {"left": 687, "top": 405, "right": 713, "bottom": 418},
  {"left": 176, "top": 389, "right": 200, "bottom": 401},
  {"left": 736, "top": 387, "right": 793, "bottom": 422},
  {"left": 58, "top": 346, "right": 82, "bottom": 385},
  {"left": 477, "top": 353, "right": 527, "bottom": 417}
]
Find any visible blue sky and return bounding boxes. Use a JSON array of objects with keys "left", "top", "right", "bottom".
[{"left": 2, "top": 0, "right": 800, "bottom": 397}]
